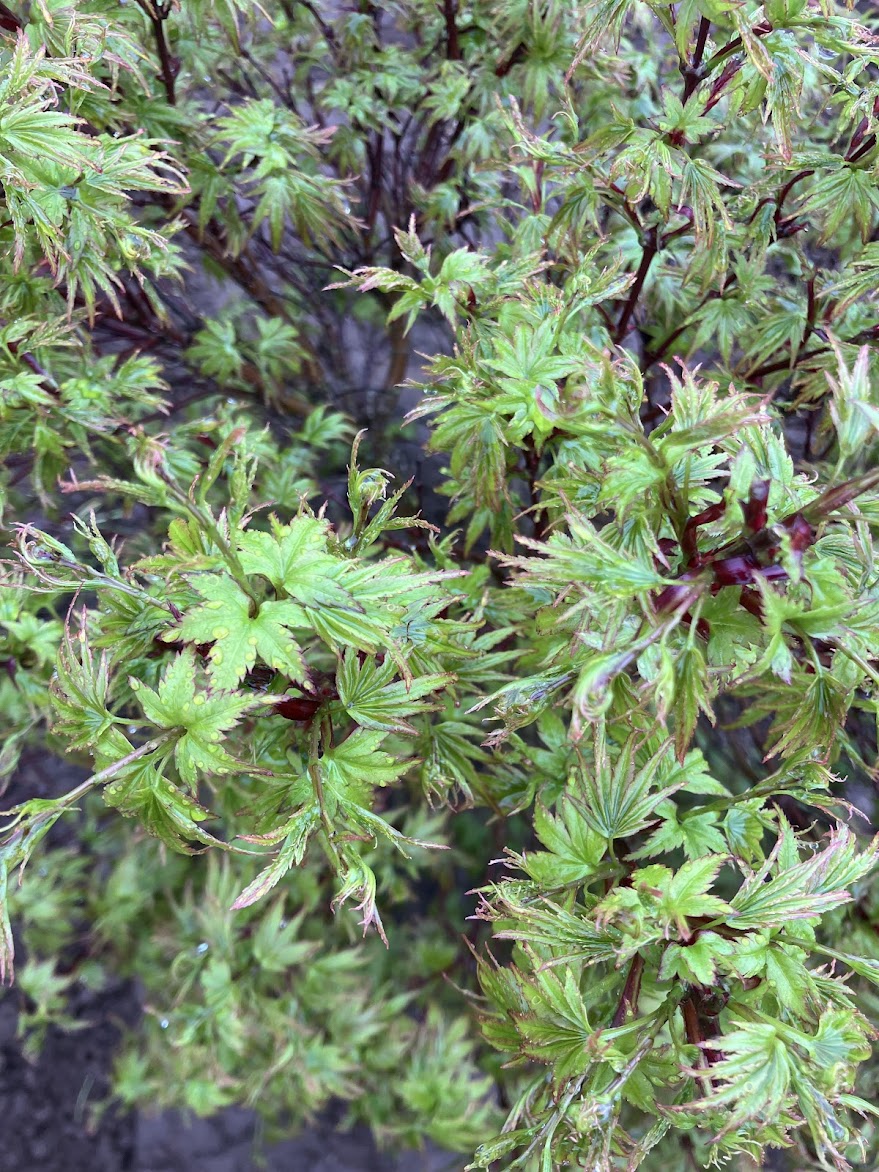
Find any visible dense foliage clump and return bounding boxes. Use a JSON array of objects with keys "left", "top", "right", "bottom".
[{"left": 3, "top": 1, "right": 879, "bottom": 1168}]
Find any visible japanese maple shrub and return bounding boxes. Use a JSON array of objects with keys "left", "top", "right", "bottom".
[{"left": 2, "top": 1, "right": 879, "bottom": 1170}]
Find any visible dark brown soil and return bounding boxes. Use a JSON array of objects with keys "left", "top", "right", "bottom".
[
  {"left": 0, "top": 979, "right": 139, "bottom": 1171},
  {"left": 0, "top": 754, "right": 454, "bottom": 1172},
  {"left": 0, "top": 979, "right": 454, "bottom": 1171}
]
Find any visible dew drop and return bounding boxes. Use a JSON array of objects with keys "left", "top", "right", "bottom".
[
  {"left": 213, "top": 627, "right": 229, "bottom": 639},
  {"left": 196, "top": 942, "right": 209, "bottom": 955},
  {"left": 159, "top": 1018, "right": 170, "bottom": 1030}
]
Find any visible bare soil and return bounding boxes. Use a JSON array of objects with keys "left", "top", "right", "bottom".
[
  {"left": 0, "top": 754, "right": 455, "bottom": 1172},
  {"left": 0, "top": 978, "right": 454, "bottom": 1171}
]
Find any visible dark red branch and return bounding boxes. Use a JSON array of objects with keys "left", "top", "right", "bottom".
[
  {"left": 845, "top": 98, "right": 879, "bottom": 164},
  {"left": 297, "top": 0, "right": 340, "bottom": 55},
  {"left": 523, "top": 438, "right": 547, "bottom": 541},
  {"left": 681, "top": 995, "right": 703, "bottom": 1050},
  {"left": 847, "top": 133, "right": 877, "bottom": 166},
  {"left": 775, "top": 169, "right": 814, "bottom": 215},
  {"left": 680, "top": 17, "right": 711, "bottom": 104},
  {"left": 703, "top": 57, "right": 743, "bottom": 112},
  {"left": 703, "top": 20, "right": 772, "bottom": 73},
  {"left": 611, "top": 953, "right": 645, "bottom": 1027},
  {"left": 139, "top": 1, "right": 178, "bottom": 106},
  {"left": 495, "top": 42, "right": 527, "bottom": 78},
  {"left": 614, "top": 227, "right": 659, "bottom": 343},
  {"left": 0, "top": 2, "right": 22, "bottom": 31},
  {"left": 745, "top": 346, "right": 826, "bottom": 381},
  {"left": 441, "top": 0, "right": 461, "bottom": 60}
]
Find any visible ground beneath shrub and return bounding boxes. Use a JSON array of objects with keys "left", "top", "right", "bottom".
[
  {"left": 0, "top": 979, "right": 453, "bottom": 1172},
  {"left": 0, "top": 755, "right": 454, "bottom": 1172}
]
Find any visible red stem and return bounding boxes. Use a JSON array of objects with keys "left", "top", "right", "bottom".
[{"left": 614, "top": 228, "right": 659, "bottom": 343}]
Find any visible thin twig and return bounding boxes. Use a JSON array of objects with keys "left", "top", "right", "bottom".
[
  {"left": 611, "top": 953, "right": 645, "bottom": 1027},
  {"left": 614, "top": 227, "right": 659, "bottom": 343},
  {"left": 135, "top": 0, "right": 178, "bottom": 105},
  {"left": 442, "top": 0, "right": 461, "bottom": 60},
  {"left": 681, "top": 17, "right": 711, "bottom": 104}
]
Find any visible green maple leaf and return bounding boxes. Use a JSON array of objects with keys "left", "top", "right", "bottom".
[
  {"left": 730, "top": 823, "right": 879, "bottom": 929},
  {"left": 515, "top": 967, "right": 597, "bottom": 1080},
  {"left": 319, "top": 729, "right": 410, "bottom": 813},
  {"left": 519, "top": 800, "right": 606, "bottom": 887},
  {"left": 578, "top": 729, "right": 688, "bottom": 843},
  {"left": 690, "top": 1021, "right": 794, "bottom": 1128},
  {"left": 231, "top": 803, "right": 321, "bottom": 909},
  {"left": 630, "top": 805, "right": 726, "bottom": 861},
  {"left": 660, "top": 931, "right": 733, "bottom": 986},
  {"left": 51, "top": 623, "right": 116, "bottom": 752},
  {"left": 654, "top": 854, "right": 732, "bottom": 939},
  {"left": 237, "top": 515, "right": 360, "bottom": 609},
  {"left": 103, "top": 752, "right": 227, "bottom": 854},
  {"left": 237, "top": 519, "right": 426, "bottom": 654},
  {"left": 131, "top": 649, "right": 257, "bottom": 786},
  {"left": 336, "top": 650, "right": 451, "bottom": 734},
  {"left": 306, "top": 605, "right": 391, "bottom": 654},
  {"left": 166, "top": 574, "right": 309, "bottom": 690}
]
